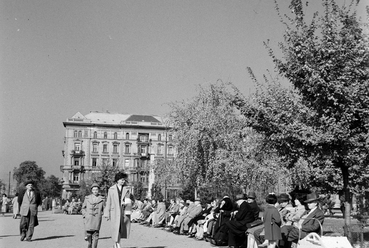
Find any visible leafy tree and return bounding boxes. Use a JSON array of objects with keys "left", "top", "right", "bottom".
[
  {"left": 169, "top": 82, "right": 286, "bottom": 198},
  {"left": 13, "top": 161, "right": 46, "bottom": 189},
  {"left": 95, "top": 161, "right": 122, "bottom": 196},
  {"left": 132, "top": 181, "right": 144, "bottom": 200},
  {"left": 42, "top": 175, "right": 62, "bottom": 198},
  {"left": 236, "top": 0, "right": 369, "bottom": 234}
]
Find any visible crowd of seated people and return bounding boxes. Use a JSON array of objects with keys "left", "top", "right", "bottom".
[{"left": 130, "top": 191, "right": 324, "bottom": 248}]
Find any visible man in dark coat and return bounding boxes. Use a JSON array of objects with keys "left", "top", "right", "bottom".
[
  {"left": 279, "top": 192, "right": 325, "bottom": 248},
  {"left": 18, "top": 180, "right": 42, "bottom": 242},
  {"left": 226, "top": 193, "right": 259, "bottom": 248}
]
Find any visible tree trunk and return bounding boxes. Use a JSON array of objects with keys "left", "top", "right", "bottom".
[{"left": 340, "top": 164, "right": 351, "bottom": 240}]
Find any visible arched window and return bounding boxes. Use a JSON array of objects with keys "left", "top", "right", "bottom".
[
  {"left": 168, "top": 134, "right": 173, "bottom": 141},
  {"left": 158, "top": 134, "right": 161, "bottom": 141},
  {"left": 74, "top": 130, "right": 78, "bottom": 138},
  {"left": 78, "top": 131, "right": 82, "bottom": 138},
  {"left": 104, "top": 132, "right": 107, "bottom": 139},
  {"left": 114, "top": 132, "right": 118, "bottom": 140},
  {"left": 126, "top": 133, "right": 130, "bottom": 140},
  {"left": 93, "top": 131, "right": 97, "bottom": 139}
]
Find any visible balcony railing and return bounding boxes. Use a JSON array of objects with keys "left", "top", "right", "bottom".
[{"left": 71, "top": 150, "right": 85, "bottom": 156}]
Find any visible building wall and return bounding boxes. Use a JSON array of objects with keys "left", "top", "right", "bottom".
[{"left": 61, "top": 119, "right": 176, "bottom": 195}]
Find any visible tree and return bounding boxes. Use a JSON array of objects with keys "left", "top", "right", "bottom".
[
  {"left": 236, "top": 0, "right": 369, "bottom": 235},
  {"left": 13, "top": 161, "right": 46, "bottom": 189},
  {"left": 169, "top": 82, "right": 286, "bottom": 198},
  {"left": 95, "top": 161, "right": 122, "bottom": 196},
  {"left": 42, "top": 175, "right": 62, "bottom": 198}
]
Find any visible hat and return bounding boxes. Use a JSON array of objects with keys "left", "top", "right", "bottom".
[
  {"left": 247, "top": 192, "right": 256, "bottom": 199},
  {"left": 278, "top": 193, "right": 290, "bottom": 203},
  {"left": 235, "top": 193, "right": 246, "bottom": 201},
  {"left": 305, "top": 192, "right": 319, "bottom": 203},
  {"left": 24, "top": 180, "right": 34, "bottom": 186},
  {"left": 91, "top": 183, "right": 100, "bottom": 189}
]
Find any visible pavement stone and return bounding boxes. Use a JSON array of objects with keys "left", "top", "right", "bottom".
[{"left": 0, "top": 211, "right": 221, "bottom": 248}]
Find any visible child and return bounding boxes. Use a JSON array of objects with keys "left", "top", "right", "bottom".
[
  {"left": 82, "top": 183, "right": 105, "bottom": 248},
  {"left": 259, "top": 194, "right": 282, "bottom": 248}
]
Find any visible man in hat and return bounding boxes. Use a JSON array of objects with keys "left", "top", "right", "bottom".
[
  {"left": 279, "top": 192, "right": 324, "bottom": 248},
  {"left": 226, "top": 193, "right": 260, "bottom": 248},
  {"left": 18, "top": 180, "right": 42, "bottom": 242},
  {"left": 246, "top": 192, "right": 260, "bottom": 220}
]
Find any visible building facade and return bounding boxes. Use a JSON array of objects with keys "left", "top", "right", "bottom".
[{"left": 60, "top": 111, "right": 176, "bottom": 198}]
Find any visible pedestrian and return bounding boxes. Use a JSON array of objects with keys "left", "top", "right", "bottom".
[
  {"left": 82, "top": 183, "right": 105, "bottom": 248},
  {"left": 104, "top": 172, "right": 131, "bottom": 248},
  {"left": 1, "top": 193, "right": 8, "bottom": 216},
  {"left": 51, "top": 198, "right": 57, "bottom": 214},
  {"left": 18, "top": 180, "right": 42, "bottom": 242},
  {"left": 259, "top": 193, "right": 282, "bottom": 248},
  {"left": 12, "top": 193, "right": 20, "bottom": 219}
]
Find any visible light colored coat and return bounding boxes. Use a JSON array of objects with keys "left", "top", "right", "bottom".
[
  {"left": 20, "top": 192, "right": 39, "bottom": 217},
  {"left": 82, "top": 194, "right": 105, "bottom": 231},
  {"left": 103, "top": 185, "right": 131, "bottom": 242}
]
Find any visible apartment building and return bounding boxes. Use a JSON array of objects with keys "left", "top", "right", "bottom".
[{"left": 60, "top": 111, "right": 176, "bottom": 197}]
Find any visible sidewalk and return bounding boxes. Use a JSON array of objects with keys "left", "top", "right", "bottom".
[{"left": 0, "top": 211, "right": 220, "bottom": 248}]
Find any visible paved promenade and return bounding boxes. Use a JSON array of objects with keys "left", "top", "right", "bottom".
[{"left": 0, "top": 211, "right": 220, "bottom": 248}]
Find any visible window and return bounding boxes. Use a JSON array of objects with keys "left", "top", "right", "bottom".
[
  {"left": 84, "top": 130, "right": 88, "bottom": 138},
  {"left": 93, "top": 131, "right": 97, "bottom": 139},
  {"left": 92, "top": 143, "right": 98, "bottom": 153},
  {"left": 157, "top": 144, "right": 163, "bottom": 155},
  {"left": 74, "top": 130, "right": 78, "bottom": 138},
  {"left": 112, "top": 159, "right": 117, "bottom": 167},
  {"left": 78, "top": 131, "right": 82, "bottom": 138},
  {"left": 92, "top": 158, "right": 97, "bottom": 167},
  {"left": 114, "top": 132, "right": 118, "bottom": 139},
  {"left": 140, "top": 145, "right": 147, "bottom": 154},
  {"left": 168, "top": 146, "right": 174, "bottom": 156},
  {"left": 104, "top": 132, "right": 107, "bottom": 139},
  {"left": 103, "top": 144, "right": 108, "bottom": 153},
  {"left": 74, "top": 143, "right": 81, "bottom": 151},
  {"left": 168, "top": 134, "right": 173, "bottom": 141},
  {"left": 124, "top": 159, "right": 130, "bottom": 168},
  {"left": 126, "top": 133, "right": 130, "bottom": 140},
  {"left": 73, "top": 173, "right": 79, "bottom": 182},
  {"left": 158, "top": 134, "right": 161, "bottom": 141},
  {"left": 125, "top": 144, "right": 130, "bottom": 154},
  {"left": 74, "top": 159, "right": 79, "bottom": 166},
  {"left": 113, "top": 144, "right": 118, "bottom": 153}
]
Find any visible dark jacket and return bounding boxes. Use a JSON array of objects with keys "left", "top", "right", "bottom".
[{"left": 226, "top": 201, "right": 257, "bottom": 235}]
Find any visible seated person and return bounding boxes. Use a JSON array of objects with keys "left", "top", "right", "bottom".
[
  {"left": 139, "top": 199, "right": 154, "bottom": 222},
  {"left": 178, "top": 197, "right": 203, "bottom": 235},
  {"left": 279, "top": 192, "right": 325, "bottom": 248},
  {"left": 226, "top": 193, "right": 259, "bottom": 248},
  {"left": 131, "top": 198, "right": 144, "bottom": 222},
  {"left": 152, "top": 198, "right": 167, "bottom": 227}
]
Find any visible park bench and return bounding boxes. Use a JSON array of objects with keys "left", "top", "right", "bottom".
[{"left": 246, "top": 217, "right": 352, "bottom": 248}]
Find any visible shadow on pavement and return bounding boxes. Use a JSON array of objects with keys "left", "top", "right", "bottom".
[
  {"left": 32, "top": 235, "right": 75, "bottom": 241},
  {"left": 0, "top": 235, "right": 19, "bottom": 238}
]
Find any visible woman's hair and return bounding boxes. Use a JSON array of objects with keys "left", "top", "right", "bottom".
[
  {"left": 266, "top": 194, "right": 278, "bottom": 204},
  {"left": 114, "top": 172, "right": 128, "bottom": 182}
]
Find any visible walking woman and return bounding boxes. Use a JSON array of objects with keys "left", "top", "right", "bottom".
[
  {"left": 104, "top": 172, "right": 131, "bottom": 248},
  {"left": 12, "top": 193, "right": 20, "bottom": 218}
]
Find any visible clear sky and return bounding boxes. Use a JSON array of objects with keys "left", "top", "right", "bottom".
[{"left": 0, "top": 0, "right": 367, "bottom": 186}]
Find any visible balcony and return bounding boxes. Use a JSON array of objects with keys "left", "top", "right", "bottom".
[
  {"left": 140, "top": 153, "right": 150, "bottom": 159},
  {"left": 71, "top": 165, "right": 84, "bottom": 171},
  {"left": 71, "top": 150, "right": 85, "bottom": 157}
]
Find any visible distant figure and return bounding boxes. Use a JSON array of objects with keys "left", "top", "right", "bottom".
[
  {"left": 259, "top": 194, "right": 282, "bottom": 248},
  {"left": 82, "top": 183, "right": 105, "bottom": 248},
  {"left": 18, "top": 180, "right": 42, "bottom": 242},
  {"left": 12, "top": 193, "right": 20, "bottom": 219},
  {"left": 1, "top": 193, "right": 8, "bottom": 216},
  {"left": 51, "top": 198, "right": 57, "bottom": 214}
]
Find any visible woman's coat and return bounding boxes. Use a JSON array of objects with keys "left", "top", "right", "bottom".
[
  {"left": 103, "top": 185, "right": 130, "bottom": 242},
  {"left": 263, "top": 204, "right": 282, "bottom": 241},
  {"left": 81, "top": 194, "right": 105, "bottom": 231}
]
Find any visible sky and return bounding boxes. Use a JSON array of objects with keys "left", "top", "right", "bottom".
[{"left": 0, "top": 0, "right": 367, "bottom": 187}]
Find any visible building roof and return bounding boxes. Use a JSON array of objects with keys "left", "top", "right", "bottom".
[{"left": 64, "top": 111, "right": 164, "bottom": 128}]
